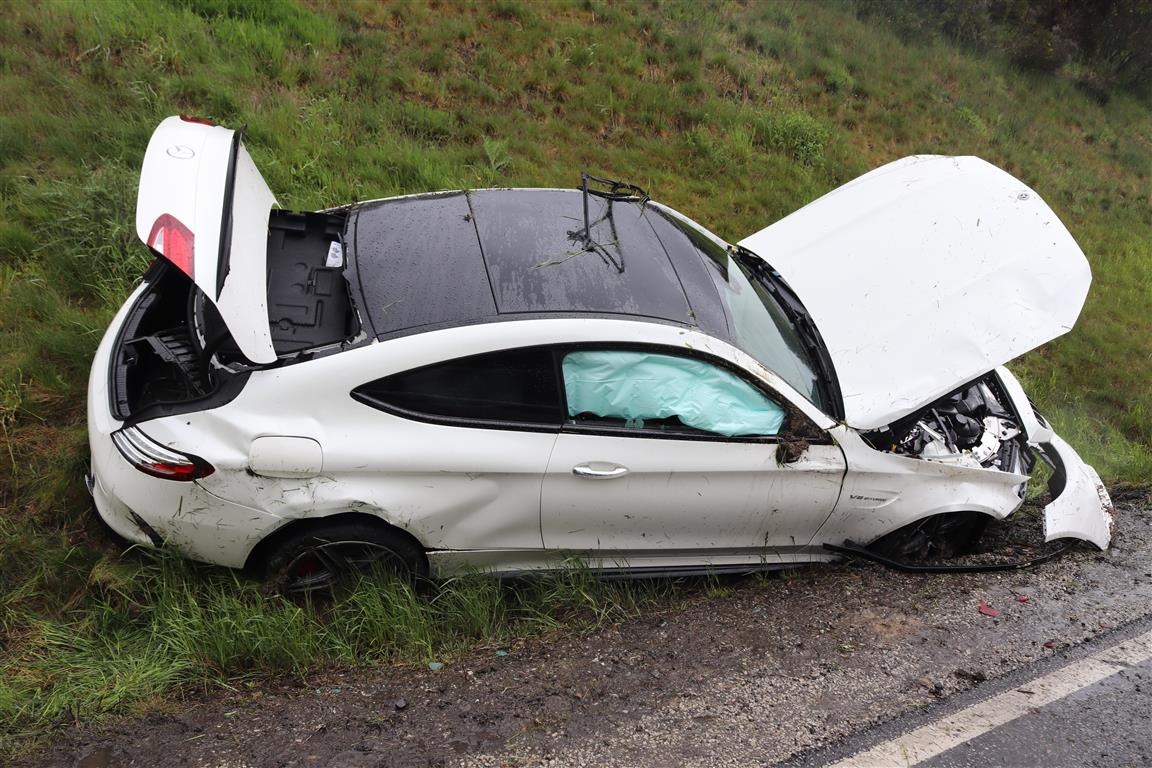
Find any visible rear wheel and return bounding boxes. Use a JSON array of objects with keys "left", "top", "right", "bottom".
[{"left": 263, "top": 521, "right": 427, "bottom": 596}]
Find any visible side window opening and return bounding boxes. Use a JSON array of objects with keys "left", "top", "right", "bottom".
[
  {"left": 561, "top": 350, "right": 786, "bottom": 438},
  {"left": 352, "top": 347, "right": 563, "bottom": 427}
]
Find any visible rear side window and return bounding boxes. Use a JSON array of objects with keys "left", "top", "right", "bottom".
[{"left": 352, "top": 348, "right": 563, "bottom": 428}]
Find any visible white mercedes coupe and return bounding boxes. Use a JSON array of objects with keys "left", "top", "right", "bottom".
[{"left": 86, "top": 116, "right": 1112, "bottom": 592}]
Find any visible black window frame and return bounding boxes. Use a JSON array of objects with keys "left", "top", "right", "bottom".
[{"left": 350, "top": 346, "right": 565, "bottom": 434}]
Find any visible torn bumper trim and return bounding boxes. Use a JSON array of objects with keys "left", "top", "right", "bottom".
[{"left": 1040, "top": 434, "right": 1113, "bottom": 550}]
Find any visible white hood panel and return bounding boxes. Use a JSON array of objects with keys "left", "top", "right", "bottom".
[
  {"left": 136, "top": 116, "right": 278, "bottom": 364},
  {"left": 739, "top": 156, "right": 1091, "bottom": 430}
]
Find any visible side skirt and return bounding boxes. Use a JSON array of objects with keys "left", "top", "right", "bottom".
[{"left": 426, "top": 548, "right": 837, "bottom": 579}]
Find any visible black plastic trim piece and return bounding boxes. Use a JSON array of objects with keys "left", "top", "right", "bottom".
[
  {"left": 215, "top": 127, "right": 244, "bottom": 299},
  {"left": 349, "top": 391, "right": 563, "bottom": 436},
  {"left": 123, "top": 371, "right": 251, "bottom": 427},
  {"left": 128, "top": 510, "right": 166, "bottom": 547},
  {"left": 1038, "top": 441, "right": 1068, "bottom": 499},
  {"left": 558, "top": 421, "right": 782, "bottom": 444},
  {"left": 498, "top": 561, "right": 791, "bottom": 581}
]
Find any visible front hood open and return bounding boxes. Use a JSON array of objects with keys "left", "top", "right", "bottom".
[
  {"left": 739, "top": 156, "right": 1091, "bottom": 430},
  {"left": 136, "top": 116, "right": 278, "bottom": 364}
]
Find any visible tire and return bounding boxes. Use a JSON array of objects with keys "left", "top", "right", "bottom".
[{"left": 262, "top": 521, "right": 428, "bottom": 596}]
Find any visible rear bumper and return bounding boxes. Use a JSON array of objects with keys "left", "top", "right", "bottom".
[
  {"left": 88, "top": 466, "right": 155, "bottom": 548},
  {"left": 1039, "top": 434, "right": 1113, "bottom": 550}
]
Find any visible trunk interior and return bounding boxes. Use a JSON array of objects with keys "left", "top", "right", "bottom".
[
  {"left": 112, "top": 209, "right": 357, "bottom": 419},
  {"left": 264, "top": 210, "right": 359, "bottom": 355}
]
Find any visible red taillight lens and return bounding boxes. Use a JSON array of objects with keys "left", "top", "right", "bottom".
[
  {"left": 111, "top": 427, "right": 214, "bottom": 481},
  {"left": 179, "top": 115, "right": 215, "bottom": 125},
  {"left": 146, "top": 214, "right": 195, "bottom": 279}
]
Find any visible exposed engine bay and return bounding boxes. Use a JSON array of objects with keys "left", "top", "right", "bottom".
[{"left": 863, "top": 373, "right": 1035, "bottom": 477}]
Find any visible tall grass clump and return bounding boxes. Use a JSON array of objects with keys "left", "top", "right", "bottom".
[{"left": 0, "top": 550, "right": 673, "bottom": 758}]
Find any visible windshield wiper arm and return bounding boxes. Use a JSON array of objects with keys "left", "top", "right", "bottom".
[{"left": 576, "top": 173, "right": 650, "bottom": 274}]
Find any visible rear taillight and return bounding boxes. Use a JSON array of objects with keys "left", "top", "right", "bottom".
[
  {"left": 111, "top": 426, "right": 214, "bottom": 481},
  {"left": 179, "top": 115, "right": 215, "bottom": 125},
  {"left": 146, "top": 214, "right": 195, "bottom": 279}
]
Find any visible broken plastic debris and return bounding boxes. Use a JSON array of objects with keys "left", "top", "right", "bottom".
[
  {"left": 428, "top": 661, "right": 444, "bottom": 671},
  {"left": 1043, "top": 640, "right": 1056, "bottom": 649},
  {"left": 495, "top": 649, "right": 509, "bottom": 657},
  {"left": 1015, "top": 594, "right": 1030, "bottom": 603},
  {"left": 978, "top": 599, "right": 1000, "bottom": 617}
]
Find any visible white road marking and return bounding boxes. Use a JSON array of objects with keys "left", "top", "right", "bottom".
[{"left": 825, "top": 629, "right": 1152, "bottom": 768}]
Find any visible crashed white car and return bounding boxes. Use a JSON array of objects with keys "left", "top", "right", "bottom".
[{"left": 86, "top": 116, "right": 1112, "bottom": 592}]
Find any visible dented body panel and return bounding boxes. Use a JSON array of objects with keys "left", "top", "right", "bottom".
[
  {"left": 1039, "top": 435, "right": 1113, "bottom": 550},
  {"left": 541, "top": 429, "right": 845, "bottom": 554},
  {"left": 812, "top": 428, "right": 1029, "bottom": 547},
  {"left": 994, "top": 367, "right": 1113, "bottom": 549}
]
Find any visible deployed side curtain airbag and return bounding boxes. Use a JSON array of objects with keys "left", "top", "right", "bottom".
[{"left": 562, "top": 351, "right": 785, "bottom": 437}]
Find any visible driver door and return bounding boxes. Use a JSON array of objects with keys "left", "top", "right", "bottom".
[{"left": 540, "top": 347, "right": 846, "bottom": 562}]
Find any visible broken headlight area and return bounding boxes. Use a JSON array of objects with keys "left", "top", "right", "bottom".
[{"left": 862, "top": 373, "right": 1035, "bottom": 477}]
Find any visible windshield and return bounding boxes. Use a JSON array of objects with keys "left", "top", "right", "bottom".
[
  {"left": 646, "top": 204, "right": 832, "bottom": 413},
  {"left": 715, "top": 254, "right": 826, "bottom": 410}
]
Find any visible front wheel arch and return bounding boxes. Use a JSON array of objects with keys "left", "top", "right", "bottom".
[{"left": 866, "top": 510, "right": 994, "bottom": 561}]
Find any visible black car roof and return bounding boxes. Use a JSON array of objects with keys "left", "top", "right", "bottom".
[{"left": 348, "top": 188, "right": 732, "bottom": 342}]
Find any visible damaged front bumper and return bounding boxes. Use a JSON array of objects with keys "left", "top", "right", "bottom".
[
  {"left": 1038, "top": 434, "right": 1113, "bottom": 550},
  {"left": 995, "top": 366, "right": 1113, "bottom": 550}
]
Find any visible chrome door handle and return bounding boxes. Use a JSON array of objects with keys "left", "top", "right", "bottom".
[{"left": 572, "top": 463, "right": 629, "bottom": 479}]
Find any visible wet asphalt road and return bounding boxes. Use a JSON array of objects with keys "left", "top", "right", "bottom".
[
  {"left": 920, "top": 658, "right": 1152, "bottom": 768},
  {"left": 790, "top": 619, "right": 1152, "bottom": 768}
]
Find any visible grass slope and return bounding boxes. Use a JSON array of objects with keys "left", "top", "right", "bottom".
[{"left": 0, "top": 0, "right": 1149, "bottom": 756}]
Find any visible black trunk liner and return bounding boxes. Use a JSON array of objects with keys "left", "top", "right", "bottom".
[{"left": 266, "top": 210, "right": 358, "bottom": 354}]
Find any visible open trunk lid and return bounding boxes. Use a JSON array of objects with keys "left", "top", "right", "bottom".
[
  {"left": 135, "top": 116, "right": 278, "bottom": 364},
  {"left": 738, "top": 155, "right": 1091, "bottom": 430}
]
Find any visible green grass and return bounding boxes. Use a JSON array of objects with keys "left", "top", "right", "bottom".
[
  {"left": 0, "top": 546, "right": 673, "bottom": 756},
  {"left": 1, "top": 0, "right": 1150, "bottom": 756}
]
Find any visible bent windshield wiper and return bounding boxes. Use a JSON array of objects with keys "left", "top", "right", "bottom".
[{"left": 576, "top": 173, "right": 650, "bottom": 274}]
